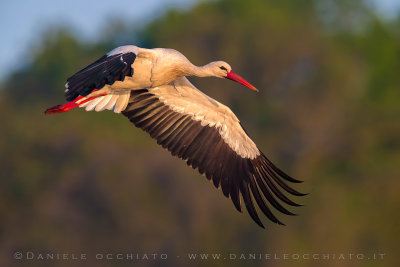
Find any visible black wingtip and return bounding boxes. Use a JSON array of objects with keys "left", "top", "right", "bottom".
[
  {"left": 282, "top": 209, "right": 297, "bottom": 216},
  {"left": 233, "top": 201, "right": 242, "bottom": 213},
  {"left": 256, "top": 221, "right": 265, "bottom": 229}
]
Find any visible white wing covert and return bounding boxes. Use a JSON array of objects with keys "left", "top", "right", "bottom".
[{"left": 122, "top": 77, "right": 305, "bottom": 228}]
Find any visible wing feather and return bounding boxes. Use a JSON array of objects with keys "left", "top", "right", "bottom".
[
  {"left": 121, "top": 78, "right": 305, "bottom": 227},
  {"left": 65, "top": 49, "right": 136, "bottom": 101}
]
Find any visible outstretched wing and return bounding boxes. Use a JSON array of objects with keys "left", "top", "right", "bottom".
[
  {"left": 122, "top": 77, "right": 305, "bottom": 228},
  {"left": 65, "top": 46, "right": 137, "bottom": 101}
]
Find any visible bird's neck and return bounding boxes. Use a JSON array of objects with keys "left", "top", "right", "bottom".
[{"left": 185, "top": 63, "right": 214, "bottom": 78}]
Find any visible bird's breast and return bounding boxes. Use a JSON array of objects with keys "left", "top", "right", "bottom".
[{"left": 150, "top": 63, "right": 186, "bottom": 87}]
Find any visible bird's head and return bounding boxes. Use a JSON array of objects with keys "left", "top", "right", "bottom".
[{"left": 208, "top": 61, "right": 258, "bottom": 92}]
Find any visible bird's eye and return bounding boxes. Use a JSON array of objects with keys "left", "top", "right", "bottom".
[{"left": 219, "top": 66, "right": 227, "bottom": 71}]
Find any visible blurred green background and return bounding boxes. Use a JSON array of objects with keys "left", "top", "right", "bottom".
[{"left": 1, "top": 0, "right": 399, "bottom": 266}]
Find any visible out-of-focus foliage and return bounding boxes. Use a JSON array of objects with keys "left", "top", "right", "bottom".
[{"left": 1, "top": 0, "right": 399, "bottom": 266}]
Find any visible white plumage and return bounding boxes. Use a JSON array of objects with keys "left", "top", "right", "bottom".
[{"left": 45, "top": 45, "right": 305, "bottom": 228}]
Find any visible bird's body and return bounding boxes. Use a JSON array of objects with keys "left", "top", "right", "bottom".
[
  {"left": 46, "top": 45, "right": 305, "bottom": 228},
  {"left": 109, "top": 47, "right": 188, "bottom": 90}
]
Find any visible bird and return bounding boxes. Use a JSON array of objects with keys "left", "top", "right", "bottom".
[{"left": 45, "top": 45, "right": 305, "bottom": 228}]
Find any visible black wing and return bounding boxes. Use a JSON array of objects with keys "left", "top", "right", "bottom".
[
  {"left": 65, "top": 52, "right": 136, "bottom": 101},
  {"left": 122, "top": 89, "right": 306, "bottom": 228}
]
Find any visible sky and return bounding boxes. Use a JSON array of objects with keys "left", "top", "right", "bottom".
[
  {"left": 0, "top": 0, "right": 196, "bottom": 80},
  {"left": 372, "top": 0, "right": 400, "bottom": 17},
  {"left": 0, "top": 0, "right": 399, "bottom": 81}
]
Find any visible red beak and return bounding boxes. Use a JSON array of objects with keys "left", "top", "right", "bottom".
[{"left": 226, "top": 70, "right": 258, "bottom": 92}]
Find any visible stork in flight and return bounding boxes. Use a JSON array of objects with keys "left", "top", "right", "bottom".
[{"left": 45, "top": 45, "right": 305, "bottom": 228}]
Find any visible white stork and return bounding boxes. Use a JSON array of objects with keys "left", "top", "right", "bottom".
[{"left": 45, "top": 45, "right": 305, "bottom": 228}]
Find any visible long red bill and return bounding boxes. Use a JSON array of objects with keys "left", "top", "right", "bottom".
[{"left": 226, "top": 70, "right": 258, "bottom": 92}]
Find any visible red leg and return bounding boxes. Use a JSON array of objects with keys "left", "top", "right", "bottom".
[{"left": 45, "top": 92, "right": 106, "bottom": 114}]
